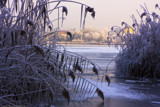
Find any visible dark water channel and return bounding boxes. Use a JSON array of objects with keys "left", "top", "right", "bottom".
[{"left": 64, "top": 45, "right": 160, "bottom": 107}]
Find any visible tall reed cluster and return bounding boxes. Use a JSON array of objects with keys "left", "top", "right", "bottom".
[
  {"left": 108, "top": 4, "right": 160, "bottom": 79},
  {"left": 0, "top": 0, "right": 108, "bottom": 106}
]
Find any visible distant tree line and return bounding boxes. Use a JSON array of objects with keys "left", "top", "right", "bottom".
[{"left": 58, "top": 27, "right": 110, "bottom": 43}]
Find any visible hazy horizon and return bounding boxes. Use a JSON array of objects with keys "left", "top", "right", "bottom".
[{"left": 50, "top": 0, "right": 159, "bottom": 30}]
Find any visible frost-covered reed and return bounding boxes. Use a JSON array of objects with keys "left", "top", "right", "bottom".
[
  {"left": 108, "top": 4, "right": 160, "bottom": 79},
  {"left": 0, "top": 0, "right": 108, "bottom": 106}
]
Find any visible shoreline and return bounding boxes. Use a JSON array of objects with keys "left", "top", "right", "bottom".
[
  {"left": 58, "top": 42, "right": 118, "bottom": 47},
  {"left": 58, "top": 42, "right": 109, "bottom": 46},
  {"left": 57, "top": 42, "right": 123, "bottom": 48}
]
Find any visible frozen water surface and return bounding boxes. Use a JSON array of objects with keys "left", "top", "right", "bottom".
[
  {"left": 66, "top": 45, "right": 160, "bottom": 105},
  {"left": 66, "top": 46, "right": 120, "bottom": 53}
]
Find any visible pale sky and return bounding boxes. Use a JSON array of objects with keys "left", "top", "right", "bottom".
[{"left": 50, "top": 0, "right": 159, "bottom": 30}]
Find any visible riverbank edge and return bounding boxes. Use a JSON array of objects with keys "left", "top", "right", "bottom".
[{"left": 57, "top": 41, "right": 109, "bottom": 46}]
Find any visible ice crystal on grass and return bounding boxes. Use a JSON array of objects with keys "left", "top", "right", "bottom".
[
  {"left": 0, "top": 0, "right": 108, "bottom": 106},
  {"left": 108, "top": 4, "right": 160, "bottom": 79}
]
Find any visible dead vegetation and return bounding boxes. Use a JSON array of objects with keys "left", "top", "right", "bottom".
[{"left": 0, "top": 0, "right": 109, "bottom": 106}]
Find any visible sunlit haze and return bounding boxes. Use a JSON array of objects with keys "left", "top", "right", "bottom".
[{"left": 51, "top": 0, "right": 159, "bottom": 30}]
